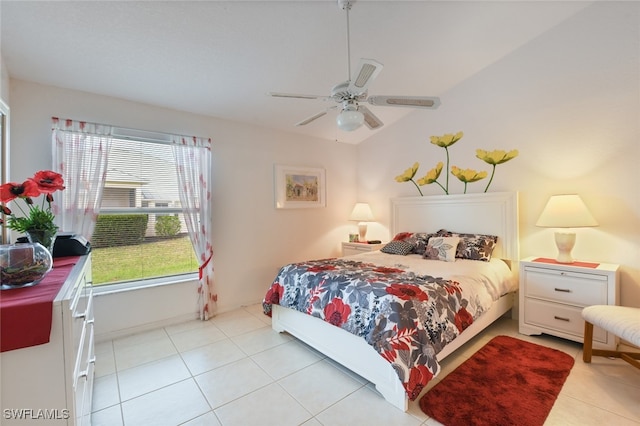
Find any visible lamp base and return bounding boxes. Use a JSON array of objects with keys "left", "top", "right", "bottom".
[
  {"left": 554, "top": 231, "right": 576, "bottom": 263},
  {"left": 358, "top": 222, "right": 368, "bottom": 243}
]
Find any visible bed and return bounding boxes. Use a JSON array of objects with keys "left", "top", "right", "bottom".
[{"left": 263, "top": 192, "right": 519, "bottom": 411}]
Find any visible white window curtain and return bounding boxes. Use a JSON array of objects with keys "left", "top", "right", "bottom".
[
  {"left": 51, "top": 117, "right": 113, "bottom": 241},
  {"left": 171, "top": 135, "right": 216, "bottom": 320}
]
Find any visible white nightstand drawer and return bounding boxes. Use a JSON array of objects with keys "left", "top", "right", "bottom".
[
  {"left": 523, "top": 267, "right": 608, "bottom": 306},
  {"left": 524, "top": 298, "right": 607, "bottom": 342}
]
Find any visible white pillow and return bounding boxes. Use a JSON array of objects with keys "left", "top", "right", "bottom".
[{"left": 423, "top": 236, "right": 460, "bottom": 262}]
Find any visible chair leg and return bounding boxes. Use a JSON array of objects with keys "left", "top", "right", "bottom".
[{"left": 583, "top": 321, "right": 594, "bottom": 363}]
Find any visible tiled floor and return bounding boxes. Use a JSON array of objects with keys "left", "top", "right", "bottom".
[{"left": 92, "top": 304, "right": 640, "bottom": 426}]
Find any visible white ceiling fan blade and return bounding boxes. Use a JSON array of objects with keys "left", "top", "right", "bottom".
[
  {"left": 269, "top": 92, "right": 330, "bottom": 101},
  {"left": 367, "top": 96, "right": 441, "bottom": 109},
  {"left": 358, "top": 105, "right": 384, "bottom": 130},
  {"left": 295, "top": 110, "right": 328, "bottom": 126},
  {"left": 347, "top": 58, "right": 383, "bottom": 95}
]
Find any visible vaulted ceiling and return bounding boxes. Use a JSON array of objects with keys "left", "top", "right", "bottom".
[{"left": 1, "top": 1, "right": 590, "bottom": 144}]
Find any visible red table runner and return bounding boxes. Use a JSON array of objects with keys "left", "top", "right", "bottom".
[
  {"left": 533, "top": 257, "right": 599, "bottom": 268},
  {"left": 0, "top": 256, "right": 80, "bottom": 352}
]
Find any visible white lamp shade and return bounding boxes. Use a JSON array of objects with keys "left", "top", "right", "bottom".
[
  {"left": 536, "top": 194, "right": 598, "bottom": 228},
  {"left": 336, "top": 108, "right": 364, "bottom": 131},
  {"left": 349, "top": 203, "right": 374, "bottom": 221}
]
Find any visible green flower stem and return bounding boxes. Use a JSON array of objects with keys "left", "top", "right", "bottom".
[
  {"left": 438, "top": 181, "right": 448, "bottom": 194},
  {"left": 445, "top": 147, "right": 450, "bottom": 193},
  {"left": 410, "top": 179, "right": 424, "bottom": 196},
  {"left": 463, "top": 182, "right": 468, "bottom": 194},
  {"left": 484, "top": 164, "right": 496, "bottom": 193}
]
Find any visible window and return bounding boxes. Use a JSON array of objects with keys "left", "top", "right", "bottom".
[{"left": 91, "top": 137, "right": 198, "bottom": 286}]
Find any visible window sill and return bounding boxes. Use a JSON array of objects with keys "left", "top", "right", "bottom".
[{"left": 92, "top": 273, "right": 199, "bottom": 296}]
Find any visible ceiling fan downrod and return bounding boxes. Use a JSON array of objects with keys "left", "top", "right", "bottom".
[{"left": 339, "top": 0, "right": 354, "bottom": 82}]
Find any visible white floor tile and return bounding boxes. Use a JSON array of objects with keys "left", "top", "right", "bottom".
[
  {"left": 121, "top": 379, "right": 210, "bottom": 426},
  {"left": 91, "top": 404, "right": 123, "bottom": 426},
  {"left": 230, "top": 325, "right": 291, "bottom": 355},
  {"left": 169, "top": 324, "right": 227, "bottom": 352},
  {"left": 250, "top": 340, "right": 323, "bottom": 380},
  {"left": 180, "top": 411, "right": 222, "bottom": 426},
  {"left": 214, "top": 383, "right": 312, "bottom": 426},
  {"left": 92, "top": 373, "right": 120, "bottom": 412},
  {"left": 315, "top": 386, "right": 422, "bottom": 426},
  {"left": 114, "top": 335, "right": 178, "bottom": 371},
  {"left": 278, "top": 359, "right": 363, "bottom": 415},
  {"left": 181, "top": 338, "right": 246, "bottom": 376},
  {"left": 195, "top": 357, "right": 273, "bottom": 409},
  {"left": 118, "top": 354, "right": 191, "bottom": 401}
]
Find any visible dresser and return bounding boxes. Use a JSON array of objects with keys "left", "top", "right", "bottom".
[
  {"left": 341, "top": 241, "right": 385, "bottom": 256},
  {"left": 519, "top": 256, "right": 619, "bottom": 350},
  {"left": 1, "top": 255, "right": 94, "bottom": 425}
]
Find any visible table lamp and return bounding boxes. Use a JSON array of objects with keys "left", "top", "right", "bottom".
[
  {"left": 349, "top": 203, "right": 374, "bottom": 242},
  {"left": 535, "top": 194, "right": 598, "bottom": 263}
]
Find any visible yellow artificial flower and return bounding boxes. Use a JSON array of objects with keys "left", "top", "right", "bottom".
[
  {"left": 430, "top": 131, "right": 464, "bottom": 148},
  {"left": 451, "top": 166, "right": 487, "bottom": 194},
  {"left": 417, "top": 162, "right": 444, "bottom": 186},
  {"left": 475, "top": 149, "right": 519, "bottom": 193},
  {"left": 450, "top": 166, "right": 487, "bottom": 183},
  {"left": 475, "top": 149, "right": 519, "bottom": 165},
  {"left": 395, "top": 162, "right": 420, "bottom": 183}
]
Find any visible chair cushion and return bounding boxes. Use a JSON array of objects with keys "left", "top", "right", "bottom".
[{"left": 582, "top": 305, "right": 640, "bottom": 347}]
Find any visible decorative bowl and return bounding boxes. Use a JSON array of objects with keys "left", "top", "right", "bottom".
[{"left": 0, "top": 243, "right": 53, "bottom": 290}]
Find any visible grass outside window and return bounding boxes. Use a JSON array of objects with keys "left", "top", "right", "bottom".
[{"left": 91, "top": 236, "right": 198, "bottom": 285}]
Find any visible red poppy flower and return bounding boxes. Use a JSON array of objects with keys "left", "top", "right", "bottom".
[
  {"left": 0, "top": 180, "right": 41, "bottom": 203},
  {"left": 324, "top": 298, "right": 351, "bottom": 327},
  {"left": 30, "top": 170, "right": 65, "bottom": 194},
  {"left": 386, "top": 283, "right": 429, "bottom": 302},
  {"left": 454, "top": 307, "right": 474, "bottom": 332},
  {"left": 404, "top": 365, "right": 434, "bottom": 400}
]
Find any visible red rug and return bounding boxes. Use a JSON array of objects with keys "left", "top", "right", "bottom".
[{"left": 419, "top": 335, "right": 575, "bottom": 426}]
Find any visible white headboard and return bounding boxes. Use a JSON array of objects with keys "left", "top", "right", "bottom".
[{"left": 391, "top": 192, "right": 519, "bottom": 261}]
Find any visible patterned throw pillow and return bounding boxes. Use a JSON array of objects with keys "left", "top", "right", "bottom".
[
  {"left": 381, "top": 240, "right": 416, "bottom": 255},
  {"left": 454, "top": 233, "right": 498, "bottom": 262},
  {"left": 390, "top": 232, "right": 434, "bottom": 255},
  {"left": 423, "top": 236, "right": 460, "bottom": 262}
]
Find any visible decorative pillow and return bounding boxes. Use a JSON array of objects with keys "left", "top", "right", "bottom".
[
  {"left": 454, "top": 233, "right": 499, "bottom": 262},
  {"left": 381, "top": 240, "right": 416, "bottom": 256},
  {"left": 392, "top": 232, "right": 414, "bottom": 241},
  {"left": 390, "top": 232, "right": 434, "bottom": 255},
  {"left": 423, "top": 236, "right": 460, "bottom": 262},
  {"left": 410, "top": 232, "right": 436, "bottom": 255}
]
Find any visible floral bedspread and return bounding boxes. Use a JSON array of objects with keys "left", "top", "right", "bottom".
[{"left": 262, "top": 256, "right": 500, "bottom": 400}]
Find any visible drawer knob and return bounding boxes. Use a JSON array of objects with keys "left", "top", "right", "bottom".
[
  {"left": 554, "top": 316, "right": 570, "bottom": 322},
  {"left": 554, "top": 288, "right": 571, "bottom": 293}
]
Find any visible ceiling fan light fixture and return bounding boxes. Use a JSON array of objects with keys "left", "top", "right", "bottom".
[{"left": 336, "top": 105, "right": 364, "bottom": 131}]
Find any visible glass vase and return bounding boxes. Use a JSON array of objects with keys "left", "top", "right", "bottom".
[
  {"left": 25, "top": 229, "right": 57, "bottom": 254},
  {"left": 0, "top": 242, "right": 53, "bottom": 289}
]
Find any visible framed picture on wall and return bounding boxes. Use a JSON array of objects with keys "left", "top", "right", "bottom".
[{"left": 274, "top": 165, "right": 326, "bottom": 209}]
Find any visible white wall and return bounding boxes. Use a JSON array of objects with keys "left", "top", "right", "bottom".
[
  {"left": 8, "top": 80, "right": 359, "bottom": 337},
  {"left": 358, "top": 2, "right": 640, "bottom": 308}
]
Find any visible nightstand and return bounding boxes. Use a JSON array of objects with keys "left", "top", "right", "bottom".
[
  {"left": 519, "top": 256, "right": 620, "bottom": 350},
  {"left": 342, "top": 242, "right": 384, "bottom": 256}
]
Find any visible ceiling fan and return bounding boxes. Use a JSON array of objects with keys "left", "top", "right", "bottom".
[{"left": 269, "top": 0, "right": 441, "bottom": 132}]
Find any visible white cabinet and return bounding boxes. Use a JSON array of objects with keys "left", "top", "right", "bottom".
[
  {"left": 341, "top": 242, "right": 385, "bottom": 256},
  {"left": 1, "top": 255, "right": 94, "bottom": 425},
  {"left": 518, "top": 256, "right": 619, "bottom": 350}
]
